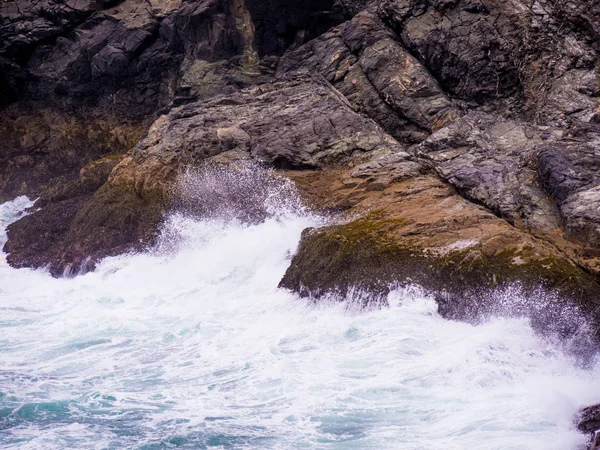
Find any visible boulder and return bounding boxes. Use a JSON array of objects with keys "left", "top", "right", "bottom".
[
  {"left": 280, "top": 159, "right": 600, "bottom": 343},
  {"left": 577, "top": 404, "right": 600, "bottom": 450}
]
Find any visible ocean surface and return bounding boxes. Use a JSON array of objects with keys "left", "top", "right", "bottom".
[{"left": 2, "top": 171, "right": 600, "bottom": 449}]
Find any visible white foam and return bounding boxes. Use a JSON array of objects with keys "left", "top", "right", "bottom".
[{"left": 0, "top": 195, "right": 599, "bottom": 449}]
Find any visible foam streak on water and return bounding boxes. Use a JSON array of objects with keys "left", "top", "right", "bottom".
[{"left": 1, "top": 195, "right": 600, "bottom": 449}]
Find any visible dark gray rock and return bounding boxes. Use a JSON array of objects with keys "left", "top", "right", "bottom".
[
  {"left": 1, "top": 0, "right": 360, "bottom": 118},
  {"left": 379, "top": 0, "right": 600, "bottom": 126},
  {"left": 539, "top": 137, "right": 600, "bottom": 204},
  {"left": 0, "top": 0, "right": 365, "bottom": 211},
  {"left": 415, "top": 113, "right": 600, "bottom": 256},
  {"left": 379, "top": 0, "right": 522, "bottom": 102},
  {"left": 130, "top": 74, "right": 404, "bottom": 171},
  {"left": 537, "top": 129, "right": 600, "bottom": 247},
  {"left": 577, "top": 404, "right": 600, "bottom": 450},
  {"left": 0, "top": 0, "right": 96, "bottom": 57},
  {"left": 415, "top": 112, "right": 564, "bottom": 234},
  {"left": 22, "top": 1, "right": 179, "bottom": 118},
  {"left": 278, "top": 10, "right": 459, "bottom": 145}
]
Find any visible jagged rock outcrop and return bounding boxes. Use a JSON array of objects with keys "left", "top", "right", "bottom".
[
  {"left": 2, "top": 0, "right": 600, "bottom": 342},
  {"left": 410, "top": 113, "right": 600, "bottom": 276},
  {"left": 1, "top": 0, "right": 358, "bottom": 112},
  {"left": 0, "top": 0, "right": 360, "bottom": 206},
  {"left": 277, "top": 10, "right": 459, "bottom": 144},
  {"left": 4, "top": 75, "right": 403, "bottom": 274},
  {"left": 280, "top": 157, "right": 600, "bottom": 343},
  {"left": 577, "top": 405, "right": 600, "bottom": 450},
  {"left": 538, "top": 134, "right": 600, "bottom": 249},
  {"left": 379, "top": 0, "right": 600, "bottom": 125},
  {"left": 280, "top": 112, "right": 600, "bottom": 317}
]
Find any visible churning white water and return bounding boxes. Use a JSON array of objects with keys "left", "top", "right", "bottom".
[{"left": 2, "top": 172, "right": 600, "bottom": 449}]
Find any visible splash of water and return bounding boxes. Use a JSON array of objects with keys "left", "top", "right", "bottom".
[{"left": 1, "top": 169, "right": 600, "bottom": 449}]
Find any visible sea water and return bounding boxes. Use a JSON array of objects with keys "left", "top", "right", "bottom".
[{"left": 1, "top": 173, "right": 600, "bottom": 449}]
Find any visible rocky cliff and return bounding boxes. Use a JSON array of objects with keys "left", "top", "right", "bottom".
[{"left": 2, "top": 0, "right": 600, "bottom": 439}]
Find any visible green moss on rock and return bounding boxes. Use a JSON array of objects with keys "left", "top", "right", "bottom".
[{"left": 280, "top": 213, "right": 600, "bottom": 319}]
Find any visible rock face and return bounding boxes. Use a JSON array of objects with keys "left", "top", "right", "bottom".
[
  {"left": 379, "top": 0, "right": 600, "bottom": 125},
  {"left": 277, "top": 10, "right": 460, "bottom": 144},
  {"left": 538, "top": 133, "right": 600, "bottom": 248},
  {"left": 0, "top": 0, "right": 358, "bottom": 206},
  {"left": 4, "top": 75, "right": 403, "bottom": 274},
  {"left": 3, "top": 0, "right": 600, "bottom": 424},
  {"left": 2, "top": 0, "right": 600, "bottom": 342},
  {"left": 280, "top": 163, "right": 600, "bottom": 343},
  {"left": 577, "top": 405, "right": 600, "bottom": 450},
  {"left": 0, "top": 105, "right": 146, "bottom": 203}
]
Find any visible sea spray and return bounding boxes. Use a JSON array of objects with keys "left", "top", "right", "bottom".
[{"left": 1, "top": 170, "right": 600, "bottom": 449}]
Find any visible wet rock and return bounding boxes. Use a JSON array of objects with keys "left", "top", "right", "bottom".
[
  {"left": 278, "top": 10, "right": 459, "bottom": 144},
  {"left": 4, "top": 195, "right": 92, "bottom": 273},
  {"left": 0, "top": 106, "right": 146, "bottom": 204},
  {"left": 577, "top": 404, "right": 600, "bottom": 450},
  {"left": 280, "top": 160, "right": 600, "bottom": 349},
  {"left": 4, "top": 75, "right": 405, "bottom": 274},
  {"left": 379, "top": 0, "right": 600, "bottom": 125},
  {"left": 3, "top": 153, "right": 135, "bottom": 275}
]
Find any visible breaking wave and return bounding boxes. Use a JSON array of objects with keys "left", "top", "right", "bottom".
[{"left": 1, "top": 167, "right": 600, "bottom": 449}]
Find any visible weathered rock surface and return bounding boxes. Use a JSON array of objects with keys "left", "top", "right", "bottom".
[
  {"left": 4, "top": 0, "right": 600, "bottom": 435},
  {"left": 0, "top": 105, "right": 146, "bottom": 203},
  {"left": 577, "top": 404, "right": 600, "bottom": 450},
  {"left": 281, "top": 160, "right": 600, "bottom": 343},
  {"left": 1, "top": 0, "right": 358, "bottom": 114},
  {"left": 579, "top": 404, "right": 600, "bottom": 435},
  {"left": 415, "top": 112, "right": 564, "bottom": 234},
  {"left": 379, "top": 0, "right": 600, "bottom": 125},
  {"left": 409, "top": 112, "right": 600, "bottom": 277},
  {"left": 278, "top": 9, "right": 459, "bottom": 144},
  {"left": 4, "top": 75, "right": 404, "bottom": 274},
  {"left": 538, "top": 132, "right": 600, "bottom": 248}
]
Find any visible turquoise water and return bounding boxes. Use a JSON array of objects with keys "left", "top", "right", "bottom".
[{"left": 1, "top": 192, "right": 600, "bottom": 449}]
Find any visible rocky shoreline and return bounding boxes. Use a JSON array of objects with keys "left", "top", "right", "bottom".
[{"left": 2, "top": 0, "right": 600, "bottom": 443}]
